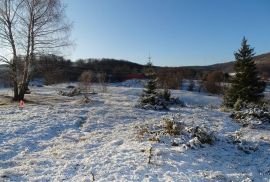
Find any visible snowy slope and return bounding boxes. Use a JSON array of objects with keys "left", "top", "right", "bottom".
[{"left": 0, "top": 85, "right": 269, "bottom": 181}]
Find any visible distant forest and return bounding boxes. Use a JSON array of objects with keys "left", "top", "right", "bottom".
[
  {"left": 30, "top": 55, "right": 205, "bottom": 84},
  {"left": 0, "top": 53, "right": 269, "bottom": 87}
]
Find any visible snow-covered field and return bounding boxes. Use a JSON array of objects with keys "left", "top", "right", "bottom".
[{"left": 0, "top": 84, "right": 270, "bottom": 181}]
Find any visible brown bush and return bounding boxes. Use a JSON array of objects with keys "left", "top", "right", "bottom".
[
  {"left": 157, "top": 69, "right": 182, "bottom": 89},
  {"left": 79, "top": 70, "right": 92, "bottom": 92},
  {"left": 204, "top": 71, "right": 224, "bottom": 94}
]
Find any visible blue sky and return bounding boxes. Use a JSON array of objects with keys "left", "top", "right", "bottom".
[{"left": 65, "top": 0, "right": 270, "bottom": 66}]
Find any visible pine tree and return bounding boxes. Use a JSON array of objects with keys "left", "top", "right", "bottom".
[
  {"left": 224, "top": 37, "right": 265, "bottom": 108},
  {"left": 140, "top": 59, "right": 159, "bottom": 105},
  {"left": 141, "top": 78, "right": 158, "bottom": 105}
]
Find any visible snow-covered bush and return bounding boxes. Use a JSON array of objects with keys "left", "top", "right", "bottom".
[
  {"left": 138, "top": 61, "right": 184, "bottom": 110},
  {"left": 58, "top": 88, "right": 81, "bottom": 97},
  {"left": 76, "top": 95, "right": 91, "bottom": 104},
  {"left": 138, "top": 79, "right": 184, "bottom": 110},
  {"left": 163, "top": 118, "right": 184, "bottom": 136},
  {"left": 237, "top": 140, "right": 259, "bottom": 154},
  {"left": 230, "top": 104, "right": 270, "bottom": 126},
  {"left": 138, "top": 95, "right": 184, "bottom": 110},
  {"left": 230, "top": 131, "right": 259, "bottom": 154},
  {"left": 136, "top": 115, "right": 215, "bottom": 150},
  {"left": 190, "top": 126, "right": 215, "bottom": 145}
]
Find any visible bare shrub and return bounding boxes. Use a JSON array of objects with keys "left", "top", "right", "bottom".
[
  {"left": 136, "top": 125, "right": 149, "bottom": 138},
  {"left": 76, "top": 95, "right": 91, "bottom": 104},
  {"left": 58, "top": 88, "right": 81, "bottom": 97},
  {"left": 157, "top": 69, "right": 182, "bottom": 89},
  {"left": 79, "top": 71, "right": 92, "bottom": 93},
  {"left": 163, "top": 118, "right": 184, "bottom": 136},
  {"left": 97, "top": 72, "right": 107, "bottom": 92},
  {"left": 148, "top": 146, "right": 153, "bottom": 164},
  {"left": 204, "top": 71, "right": 224, "bottom": 94}
]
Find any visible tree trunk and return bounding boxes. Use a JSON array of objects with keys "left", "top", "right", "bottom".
[
  {"left": 13, "top": 82, "right": 19, "bottom": 101},
  {"left": 18, "top": 84, "right": 26, "bottom": 100},
  {"left": 10, "top": 58, "right": 19, "bottom": 101},
  {"left": 17, "top": 11, "right": 33, "bottom": 101},
  {"left": 18, "top": 59, "right": 30, "bottom": 101}
]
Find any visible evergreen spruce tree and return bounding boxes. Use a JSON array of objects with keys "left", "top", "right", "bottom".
[
  {"left": 140, "top": 57, "right": 159, "bottom": 106},
  {"left": 224, "top": 37, "right": 265, "bottom": 108},
  {"left": 141, "top": 78, "right": 158, "bottom": 105}
]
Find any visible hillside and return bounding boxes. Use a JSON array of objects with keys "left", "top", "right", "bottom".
[
  {"left": 1, "top": 85, "right": 270, "bottom": 181},
  {"left": 193, "top": 52, "right": 270, "bottom": 76},
  {"left": 71, "top": 52, "right": 270, "bottom": 80}
]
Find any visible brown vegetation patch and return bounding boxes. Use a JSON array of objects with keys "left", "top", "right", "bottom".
[{"left": 0, "top": 95, "right": 14, "bottom": 106}]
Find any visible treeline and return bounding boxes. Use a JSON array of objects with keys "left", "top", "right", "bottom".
[
  {"left": 2, "top": 54, "right": 264, "bottom": 96},
  {"left": 33, "top": 55, "right": 74, "bottom": 84},
  {"left": 74, "top": 58, "right": 144, "bottom": 82},
  {"left": 27, "top": 55, "right": 207, "bottom": 85},
  {"left": 0, "top": 54, "right": 231, "bottom": 93},
  {"left": 30, "top": 56, "right": 145, "bottom": 84}
]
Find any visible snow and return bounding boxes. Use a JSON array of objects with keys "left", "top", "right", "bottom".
[
  {"left": 111, "top": 79, "right": 147, "bottom": 88},
  {"left": 0, "top": 84, "right": 270, "bottom": 181},
  {"left": 29, "top": 79, "right": 44, "bottom": 87},
  {"left": 181, "top": 79, "right": 202, "bottom": 92}
]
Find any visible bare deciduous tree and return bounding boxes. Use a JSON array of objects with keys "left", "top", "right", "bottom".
[
  {"left": 0, "top": 0, "right": 23, "bottom": 99},
  {"left": 0, "top": 0, "right": 71, "bottom": 100}
]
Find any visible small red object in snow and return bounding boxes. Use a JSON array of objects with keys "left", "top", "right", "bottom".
[{"left": 19, "top": 100, "right": 25, "bottom": 109}]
